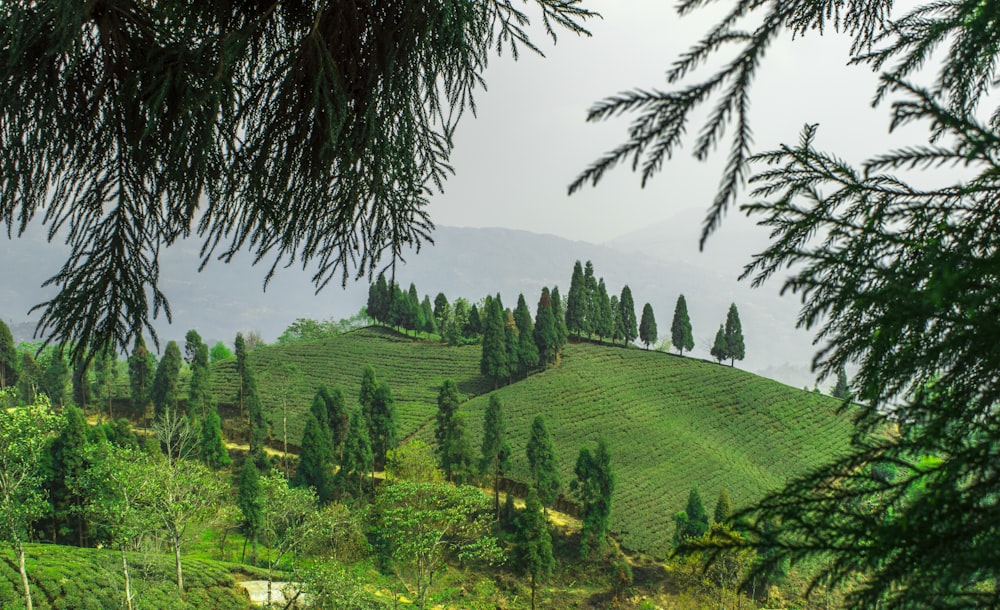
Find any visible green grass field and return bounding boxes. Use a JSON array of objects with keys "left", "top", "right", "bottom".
[{"left": 214, "top": 327, "right": 854, "bottom": 558}]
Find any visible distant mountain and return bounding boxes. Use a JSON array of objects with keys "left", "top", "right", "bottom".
[{"left": 1, "top": 225, "right": 822, "bottom": 387}]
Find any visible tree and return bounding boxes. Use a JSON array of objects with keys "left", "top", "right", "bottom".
[
  {"left": 92, "top": 347, "right": 118, "bottom": 420},
  {"left": 319, "top": 386, "right": 349, "bottom": 462},
  {"left": 420, "top": 295, "right": 436, "bottom": 335},
  {"left": 17, "top": 351, "right": 42, "bottom": 406},
  {"left": 199, "top": 410, "right": 231, "bottom": 469},
  {"left": 373, "top": 481, "right": 503, "bottom": 608},
  {"left": 446, "top": 298, "right": 471, "bottom": 346},
  {"left": 638, "top": 302, "right": 657, "bottom": 350},
  {"left": 516, "top": 489, "right": 554, "bottom": 610},
  {"left": 565, "top": 261, "right": 587, "bottom": 338},
  {"left": 571, "top": 437, "right": 614, "bottom": 558},
  {"left": 618, "top": 286, "right": 638, "bottom": 347},
  {"left": 236, "top": 333, "right": 268, "bottom": 468},
  {"left": 185, "top": 330, "right": 213, "bottom": 418},
  {"left": 0, "top": 321, "right": 16, "bottom": 390},
  {"left": 209, "top": 341, "right": 233, "bottom": 364},
  {"left": 151, "top": 340, "right": 182, "bottom": 419},
  {"left": 526, "top": 415, "right": 560, "bottom": 511},
  {"left": 358, "top": 364, "right": 378, "bottom": 422},
  {"left": 386, "top": 440, "right": 444, "bottom": 484},
  {"left": 594, "top": 278, "right": 614, "bottom": 342},
  {"left": 237, "top": 460, "right": 264, "bottom": 564},
  {"left": 609, "top": 294, "right": 622, "bottom": 346},
  {"left": 670, "top": 295, "right": 695, "bottom": 356},
  {"left": 832, "top": 367, "right": 850, "bottom": 400},
  {"left": 40, "top": 347, "right": 69, "bottom": 408},
  {"left": 0, "top": 394, "right": 61, "bottom": 610},
  {"left": 433, "top": 292, "right": 451, "bottom": 332},
  {"left": 710, "top": 325, "right": 728, "bottom": 364},
  {"left": 338, "top": 407, "right": 374, "bottom": 501},
  {"left": 128, "top": 336, "right": 155, "bottom": 418},
  {"left": 435, "top": 379, "right": 467, "bottom": 483},
  {"left": 480, "top": 296, "right": 508, "bottom": 388},
  {"left": 533, "top": 288, "right": 558, "bottom": 367},
  {"left": 724, "top": 303, "right": 745, "bottom": 367},
  {"left": 48, "top": 404, "right": 91, "bottom": 545},
  {"left": 714, "top": 488, "right": 733, "bottom": 524},
  {"left": 674, "top": 487, "right": 709, "bottom": 547},
  {"left": 550, "top": 286, "right": 569, "bottom": 353},
  {"left": 294, "top": 411, "right": 335, "bottom": 503},
  {"left": 582, "top": 260, "right": 598, "bottom": 337},
  {"left": 481, "top": 394, "right": 511, "bottom": 521},
  {"left": 514, "top": 293, "right": 540, "bottom": 378},
  {"left": 369, "top": 382, "right": 398, "bottom": 471},
  {"left": 368, "top": 273, "right": 390, "bottom": 324},
  {"left": 503, "top": 309, "right": 519, "bottom": 385}
]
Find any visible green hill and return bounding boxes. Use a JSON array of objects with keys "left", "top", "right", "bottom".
[{"left": 213, "top": 327, "right": 853, "bottom": 558}]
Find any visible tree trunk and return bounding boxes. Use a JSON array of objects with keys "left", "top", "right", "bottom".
[
  {"left": 17, "top": 540, "right": 33, "bottom": 610},
  {"left": 122, "top": 547, "right": 133, "bottom": 610},
  {"left": 174, "top": 539, "right": 184, "bottom": 593}
]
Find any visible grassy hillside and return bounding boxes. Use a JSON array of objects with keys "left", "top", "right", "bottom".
[
  {"left": 0, "top": 545, "right": 253, "bottom": 610},
  {"left": 214, "top": 328, "right": 853, "bottom": 559}
]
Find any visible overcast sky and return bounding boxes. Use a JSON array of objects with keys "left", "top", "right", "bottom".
[{"left": 428, "top": 1, "right": 918, "bottom": 252}]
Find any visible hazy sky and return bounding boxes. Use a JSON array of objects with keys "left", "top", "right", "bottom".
[{"left": 428, "top": 1, "right": 917, "bottom": 250}]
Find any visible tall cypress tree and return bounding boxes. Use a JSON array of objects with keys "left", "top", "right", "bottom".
[
  {"left": 670, "top": 294, "right": 695, "bottom": 356},
  {"left": 200, "top": 410, "right": 231, "bottom": 468},
  {"left": 339, "top": 407, "right": 373, "bottom": 500},
  {"left": 724, "top": 303, "right": 745, "bottom": 366},
  {"left": 582, "top": 261, "right": 597, "bottom": 337},
  {"left": 294, "top": 411, "right": 334, "bottom": 503},
  {"left": 618, "top": 286, "right": 638, "bottom": 347},
  {"left": 480, "top": 297, "right": 508, "bottom": 388},
  {"left": 42, "top": 347, "right": 70, "bottom": 408},
  {"left": 237, "top": 460, "right": 263, "bottom": 563},
  {"left": 594, "top": 278, "right": 614, "bottom": 342},
  {"left": 322, "top": 386, "right": 349, "bottom": 462},
  {"left": 533, "top": 288, "right": 558, "bottom": 368},
  {"left": 236, "top": 333, "right": 268, "bottom": 469},
  {"left": 517, "top": 489, "right": 554, "bottom": 610},
  {"left": 572, "top": 437, "right": 614, "bottom": 558},
  {"left": 420, "top": 295, "right": 436, "bottom": 335},
  {"left": 0, "top": 320, "right": 17, "bottom": 391},
  {"left": 481, "top": 394, "right": 510, "bottom": 520},
  {"left": 526, "top": 414, "right": 560, "bottom": 510},
  {"left": 151, "top": 340, "right": 182, "bottom": 419},
  {"left": 71, "top": 352, "right": 91, "bottom": 408},
  {"left": 185, "top": 330, "right": 213, "bottom": 418},
  {"left": 565, "top": 261, "right": 587, "bottom": 339},
  {"left": 638, "top": 303, "right": 658, "bottom": 350},
  {"left": 435, "top": 379, "right": 473, "bottom": 483},
  {"left": 369, "top": 381, "right": 397, "bottom": 470},
  {"left": 550, "top": 286, "right": 569, "bottom": 354},
  {"left": 674, "top": 487, "right": 709, "bottom": 545},
  {"left": 359, "top": 365, "right": 378, "bottom": 423},
  {"left": 514, "top": 294, "right": 539, "bottom": 378},
  {"left": 504, "top": 309, "right": 519, "bottom": 384},
  {"left": 714, "top": 488, "right": 733, "bottom": 523},
  {"left": 710, "top": 325, "right": 728, "bottom": 364},
  {"left": 609, "top": 294, "right": 621, "bottom": 346},
  {"left": 18, "top": 351, "right": 41, "bottom": 405}
]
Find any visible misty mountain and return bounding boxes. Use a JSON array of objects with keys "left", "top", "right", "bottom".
[{"left": 1, "top": 225, "right": 823, "bottom": 388}]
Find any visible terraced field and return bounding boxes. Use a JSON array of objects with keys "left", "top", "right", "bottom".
[
  {"left": 210, "top": 326, "right": 492, "bottom": 445},
  {"left": 0, "top": 545, "right": 252, "bottom": 609}
]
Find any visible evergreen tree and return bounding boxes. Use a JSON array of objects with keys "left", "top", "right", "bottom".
[
  {"left": 185, "top": 330, "right": 213, "bottom": 418},
  {"left": 670, "top": 294, "right": 695, "bottom": 356},
  {"left": 516, "top": 489, "right": 554, "bottom": 610},
  {"left": 466, "top": 302, "right": 483, "bottom": 338},
  {"left": 594, "top": 278, "right": 614, "bottom": 342},
  {"left": 406, "top": 283, "right": 422, "bottom": 334},
  {"left": 49, "top": 405, "right": 90, "bottom": 545},
  {"left": 714, "top": 488, "right": 733, "bottom": 524},
  {"left": 151, "top": 340, "right": 182, "bottom": 419},
  {"left": 368, "top": 273, "right": 389, "bottom": 324},
  {"left": 435, "top": 379, "right": 466, "bottom": 482},
  {"left": 433, "top": 292, "right": 450, "bottom": 332},
  {"left": 526, "top": 415, "right": 560, "bottom": 510},
  {"left": 550, "top": 286, "right": 569, "bottom": 354},
  {"left": 209, "top": 341, "right": 233, "bottom": 364},
  {"left": 321, "top": 386, "right": 349, "bottom": 462},
  {"left": 445, "top": 298, "right": 470, "bottom": 346},
  {"left": 481, "top": 394, "right": 510, "bottom": 520},
  {"left": 338, "top": 408, "right": 373, "bottom": 500},
  {"left": 369, "top": 382, "right": 397, "bottom": 470},
  {"left": 674, "top": 487, "right": 709, "bottom": 546},
  {"left": 533, "top": 288, "right": 558, "bottom": 367},
  {"left": 571, "top": 437, "right": 614, "bottom": 558},
  {"left": 832, "top": 367, "right": 850, "bottom": 400},
  {"left": 199, "top": 410, "right": 231, "bottom": 469},
  {"left": 294, "top": 411, "right": 335, "bottom": 503},
  {"left": 91, "top": 347, "right": 117, "bottom": 419},
  {"left": 0, "top": 320, "right": 16, "bottom": 391},
  {"left": 504, "top": 309, "right": 519, "bottom": 385},
  {"left": 420, "top": 295, "right": 436, "bottom": 335},
  {"left": 710, "top": 325, "right": 728, "bottom": 364},
  {"left": 480, "top": 297, "right": 508, "bottom": 388},
  {"left": 71, "top": 353, "right": 91, "bottom": 408},
  {"left": 514, "top": 294, "right": 539, "bottom": 378},
  {"left": 236, "top": 333, "right": 268, "bottom": 469},
  {"left": 638, "top": 302, "right": 657, "bottom": 350},
  {"left": 618, "top": 285, "right": 638, "bottom": 347},
  {"left": 609, "top": 294, "right": 622, "bottom": 346},
  {"left": 17, "top": 351, "right": 42, "bottom": 406},
  {"left": 358, "top": 365, "right": 378, "bottom": 423},
  {"left": 237, "top": 460, "right": 264, "bottom": 564},
  {"left": 724, "top": 303, "right": 745, "bottom": 366},
  {"left": 41, "top": 348, "right": 69, "bottom": 408},
  {"left": 582, "top": 261, "right": 598, "bottom": 337},
  {"left": 565, "top": 261, "right": 587, "bottom": 339}
]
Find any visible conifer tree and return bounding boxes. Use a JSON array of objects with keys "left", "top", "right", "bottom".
[
  {"left": 151, "top": 340, "right": 182, "bottom": 420},
  {"left": 358, "top": 365, "right": 378, "bottom": 423},
  {"left": 433, "top": 292, "right": 450, "bottom": 331},
  {"left": 572, "top": 437, "right": 614, "bottom": 558},
  {"left": 294, "top": 411, "right": 334, "bottom": 503},
  {"left": 185, "top": 330, "right": 213, "bottom": 418},
  {"left": 534, "top": 288, "right": 558, "bottom": 367},
  {"left": 41, "top": 348, "right": 70, "bottom": 408},
  {"left": 236, "top": 333, "right": 268, "bottom": 469},
  {"left": 321, "top": 386, "right": 349, "bottom": 462},
  {"left": 338, "top": 408, "right": 373, "bottom": 500},
  {"left": 420, "top": 295, "right": 436, "bottom": 335},
  {"left": 199, "top": 410, "right": 231, "bottom": 469},
  {"left": 517, "top": 489, "right": 554, "bottom": 610},
  {"left": 710, "top": 325, "right": 728, "bottom": 364},
  {"left": 714, "top": 488, "right": 733, "bottom": 524},
  {"left": 550, "top": 286, "right": 569, "bottom": 354},
  {"left": 594, "top": 278, "right": 614, "bottom": 342},
  {"left": 565, "top": 261, "right": 587, "bottom": 339},
  {"left": 638, "top": 303, "right": 657, "bottom": 350},
  {"left": 724, "top": 303, "right": 745, "bottom": 367},
  {"left": 467, "top": 302, "right": 483, "bottom": 338},
  {"left": 0, "top": 320, "right": 17, "bottom": 391},
  {"left": 50, "top": 405, "right": 90, "bottom": 545},
  {"left": 237, "top": 460, "right": 263, "bottom": 564},
  {"left": 582, "top": 260, "right": 598, "bottom": 338},
  {"left": 674, "top": 487, "right": 709, "bottom": 546},
  {"left": 481, "top": 394, "right": 510, "bottom": 520},
  {"left": 504, "top": 309, "right": 519, "bottom": 385},
  {"left": 435, "top": 379, "right": 462, "bottom": 482},
  {"left": 514, "top": 294, "right": 539, "bottom": 378},
  {"left": 480, "top": 297, "right": 508, "bottom": 388},
  {"left": 369, "top": 382, "right": 397, "bottom": 470},
  {"left": 18, "top": 351, "right": 42, "bottom": 406},
  {"left": 832, "top": 367, "right": 850, "bottom": 400},
  {"left": 406, "top": 283, "right": 422, "bottom": 334},
  {"left": 618, "top": 286, "right": 638, "bottom": 347},
  {"left": 92, "top": 347, "right": 117, "bottom": 419},
  {"left": 71, "top": 353, "right": 91, "bottom": 408},
  {"left": 670, "top": 295, "right": 695, "bottom": 356},
  {"left": 526, "top": 415, "right": 560, "bottom": 510},
  {"left": 609, "top": 294, "right": 621, "bottom": 346}
]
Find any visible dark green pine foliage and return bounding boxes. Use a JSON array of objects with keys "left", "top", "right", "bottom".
[
  {"left": 388, "top": 283, "right": 407, "bottom": 330},
  {"left": 237, "top": 460, "right": 264, "bottom": 564},
  {"left": 526, "top": 415, "right": 560, "bottom": 510},
  {"left": 49, "top": 404, "right": 91, "bottom": 545},
  {"left": 151, "top": 340, "right": 182, "bottom": 419},
  {"left": 710, "top": 325, "right": 728, "bottom": 364},
  {"left": 533, "top": 288, "right": 558, "bottom": 367},
  {"left": 200, "top": 410, "right": 231, "bottom": 469},
  {"left": 565, "top": 261, "right": 587, "bottom": 339},
  {"left": 517, "top": 489, "right": 554, "bottom": 610},
  {"left": 724, "top": 303, "right": 745, "bottom": 366},
  {"left": 128, "top": 337, "right": 156, "bottom": 415},
  {"left": 674, "top": 487, "right": 709, "bottom": 546},
  {"left": 321, "top": 386, "right": 350, "bottom": 462},
  {"left": 91, "top": 347, "right": 117, "bottom": 417},
  {"left": 609, "top": 294, "right": 621, "bottom": 346},
  {"left": 185, "top": 330, "right": 213, "bottom": 418},
  {"left": 294, "top": 410, "right": 335, "bottom": 503},
  {"left": 504, "top": 309, "right": 519, "bottom": 385},
  {"left": 514, "top": 294, "right": 539, "bottom": 378},
  {"left": 0, "top": 320, "right": 16, "bottom": 390},
  {"left": 618, "top": 286, "right": 638, "bottom": 347},
  {"left": 467, "top": 303, "right": 483, "bottom": 338},
  {"left": 832, "top": 367, "right": 850, "bottom": 400},
  {"left": 481, "top": 394, "right": 511, "bottom": 520},
  {"left": 18, "top": 351, "right": 42, "bottom": 405},
  {"left": 42, "top": 348, "right": 70, "bottom": 408},
  {"left": 433, "top": 292, "right": 450, "bottom": 330},
  {"left": 71, "top": 353, "right": 90, "bottom": 408},
  {"left": 359, "top": 364, "right": 378, "bottom": 424},
  {"left": 582, "top": 261, "right": 598, "bottom": 337},
  {"left": 338, "top": 407, "right": 374, "bottom": 500},
  {"left": 236, "top": 333, "right": 268, "bottom": 469},
  {"left": 594, "top": 278, "right": 614, "bottom": 342},
  {"left": 670, "top": 295, "right": 695, "bottom": 356},
  {"left": 550, "top": 286, "right": 569, "bottom": 354},
  {"left": 406, "top": 283, "right": 422, "bottom": 334},
  {"left": 480, "top": 296, "right": 508, "bottom": 388},
  {"left": 369, "top": 381, "right": 398, "bottom": 470},
  {"left": 435, "top": 379, "right": 468, "bottom": 483},
  {"left": 420, "top": 295, "right": 436, "bottom": 334},
  {"left": 638, "top": 303, "right": 657, "bottom": 349},
  {"left": 367, "top": 273, "right": 390, "bottom": 324},
  {"left": 714, "top": 488, "right": 733, "bottom": 524},
  {"left": 572, "top": 437, "right": 614, "bottom": 558}
]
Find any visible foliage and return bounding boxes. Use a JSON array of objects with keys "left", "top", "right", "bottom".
[
  {"left": 185, "top": 330, "right": 213, "bottom": 419},
  {"left": 235, "top": 333, "right": 267, "bottom": 469},
  {"left": 618, "top": 286, "right": 637, "bottom": 346},
  {"left": 710, "top": 325, "right": 727, "bottom": 364},
  {"left": 533, "top": 288, "right": 558, "bottom": 367},
  {"left": 674, "top": 488, "right": 709, "bottom": 547},
  {"left": 373, "top": 481, "right": 503, "bottom": 608},
  {"left": 237, "top": 461, "right": 263, "bottom": 563},
  {"left": 369, "top": 382, "right": 398, "bottom": 470},
  {"left": 514, "top": 294, "right": 540, "bottom": 378},
  {"left": 339, "top": 407, "right": 374, "bottom": 501},
  {"left": 594, "top": 278, "right": 614, "bottom": 342},
  {"left": 209, "top": 341, "right": 233, "bottom": 364},
  {"left": 386, "top": 440, "right": 444, "bottom": 484},
  {"left": 128, "top": 336, "right": 155, "bottom": 414},
  {"left": 481, "top": 394, "right": 510, "bottom": 520},
  {"left": 435, "top": 379, "right": 474, "bottom": 483},
  {"left": 17, "top": 351, "right": 41, "bottom": 406},
  {"left": 40, "top": 347, "right": 69, "bottom": 408},
  {"left": 515, "top": 489, "right": 554, "bottom": 610},
  {"left": 831, "top": 368, "right": 850, "bottom": 401},
  {"left": 526, "top": 415, "right": 561, "bottom": 510},
  {"left": 294, "top": 411, "right": 335, "bottom": 503},
  {"left": 724, "top": 304, "right": 745, "bottom": 367},
  {"left": 714, "top": 488, "right": 733, "bottom": 524},
  {"left": 151, "top": 341, "right": 182, "bottom": 419},
  {"left": 571, "top": 437, "right": 614, "bottom": 558},
  {"left": 0, "top": 320, "right": 16, "bottom": 391},
  {"left": 670, "top": 295, "right": 695, "bottom": 356},
  {"left": 638, "top": 302, "right": 657, "bottom": 350},
  {"left": 480, "top": 296, "right": 509, "bottom": 387},
  {"left": 565, "top": 261, "right": 587, "bottom": 338},
  {"left": 199, "top": 410, "right": 231, "bottom": 469}
]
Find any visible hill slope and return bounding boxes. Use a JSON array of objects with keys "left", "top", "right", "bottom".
[{"left": 213, "top": 328, "right": 853, "bottom": 558}]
